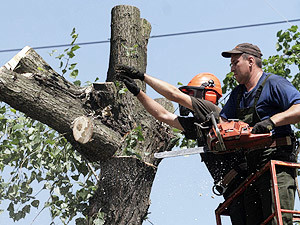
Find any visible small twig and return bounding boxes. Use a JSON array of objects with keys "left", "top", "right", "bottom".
[
  {"left": 81, "top": 155, "right": 100, "bottom": 182},
  {"left": 146, "top": 219, "right": 155, "bottom": 225},
  {"left": 30, "top": 196, "right": 51, "bottom": 225},
  {"left": 87, "top": 162, "right": 99, "bottom": 182},
  {"left": 18, "top": 148, "right": 40, "bottom": 177}
]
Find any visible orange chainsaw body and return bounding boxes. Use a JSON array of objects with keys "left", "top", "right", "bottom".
[{"left": 207, "top": 120, "right": 272, "bottom": 152}]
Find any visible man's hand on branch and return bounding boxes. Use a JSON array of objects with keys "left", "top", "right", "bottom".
[
  {"left": 115, "top": 65, "right": 145, "bottom": 80},
  {"left": 251, "top": 118, "right": 275, "bottom": 134},
  {"left": 121, "top": 76, "right": 140, "bottom": 96}
]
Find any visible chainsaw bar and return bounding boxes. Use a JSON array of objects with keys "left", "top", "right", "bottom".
[{"left": 154, "top": 147, "right": 207, "bottom": 159}]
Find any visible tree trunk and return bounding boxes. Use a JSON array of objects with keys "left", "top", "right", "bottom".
[
  {"left": 88, "top": 5, "right": 177, "bottom": 224},
  {"left": 0, "top": 5, "right": 176, "bottom": 225}
]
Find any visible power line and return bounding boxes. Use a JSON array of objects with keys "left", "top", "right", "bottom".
[
  {"left": 150, "top": 18, "right": 300, "bottom": 39},
  {"left": 1, "top": 18, "right": 300, "bottom": 54},
  {"left": 264, "top": 0, "right": 292, "bottom": 26}
]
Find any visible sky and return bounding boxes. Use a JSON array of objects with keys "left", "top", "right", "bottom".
[{"left": 1, "top": 0, "right": 300, "bottom": 224}]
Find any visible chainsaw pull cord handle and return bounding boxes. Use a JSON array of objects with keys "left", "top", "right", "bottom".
[
  {"left": 212, "top": 182, "right": 227, "bottom": 196},
  {"left": 209, "top": 112, "right": 227, "bottom": 151}
]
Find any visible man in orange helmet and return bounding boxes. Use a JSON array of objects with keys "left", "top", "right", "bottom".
[{"left": 116, "top": 65, "right": 247, "bottom": 225}]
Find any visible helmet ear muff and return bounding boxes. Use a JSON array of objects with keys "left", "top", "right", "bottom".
[
  {"left": 204, "top": 90, "right": 218, "bottom": 104},
  {"left": 186, "top": 73, "right": 222, "bottom": 99}
]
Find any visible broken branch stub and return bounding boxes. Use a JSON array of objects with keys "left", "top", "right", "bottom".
[{"left": 72, "top": 116, "right": 94, "bottom": 144}]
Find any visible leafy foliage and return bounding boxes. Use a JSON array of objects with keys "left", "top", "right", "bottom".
[
  {"left": 0, "top": 104, "right": 99, "bottom": 224},
  {"left": 0, "top": 28, "right": 99, "bottom": 224},
  {"left": 122, "top": 125, "right": 145, "bottom": 159},
  {"left": 262, "top": 25, "right": 300, "bottom": 138},
  {"left": 49, "top": 28, "right": 81, "bottom": 86},
  {"left": 172, "top": 128, "right": 197, "bottom": 149},
  {"left": 263, "top": 25, "right": 300, "bottom": 81}
]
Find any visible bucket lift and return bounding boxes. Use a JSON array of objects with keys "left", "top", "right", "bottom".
[{"left": 215, "top": 160, "right": 300, "bottom": 225}]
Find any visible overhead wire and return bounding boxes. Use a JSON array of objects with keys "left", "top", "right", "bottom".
[
  {"left": 264, "top": 0, "right": 293, "bottom": 26},
  {"left": 1, "top": 18, "right": 300, "bottom": 54}
]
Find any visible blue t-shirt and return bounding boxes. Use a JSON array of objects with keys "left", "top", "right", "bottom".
[{"left": 220, "top": 72, "right": 300, "bottom": 136}]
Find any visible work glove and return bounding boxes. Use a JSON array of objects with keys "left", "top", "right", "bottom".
[
  {"left": 121, "top": 76, "right": 140, "bottom": 96},
  {"left": 251, "top": 118, "right": 275, "bottom": 134},
  {"left": 115, "top": 65, "right": 145, "bottom": 81}
]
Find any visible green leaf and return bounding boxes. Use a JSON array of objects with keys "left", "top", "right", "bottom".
[
  {"left": 31, "top": 200, "right": 40, "bottom": 208},
  {"left": 20, "top": 182, "right": 29, "bottom": 192},
  {"left": 7, "top": 202, "right": 14, "bottom": 212},
  {"left": 70, "top": 69, "right": 79, "bottom": 79},
  {"left": 71, "top": 45, "right": 80, "bottom": 52},
  {"left": 118, "top": 88, "right": 128, "bottom": 95},
  {"left": 0, "top": 106, "right": 6, "bottom": 114},
  {"left": 56, "top": 54, "right": 65, "bottom": 60},
  {"left": 292, "top": 44, "right": 300, "bottom": 51},
  {"left": 10, "top": 108, "right": 17, "bottom": 114},
  {"left": 276, "top": 30, "right": 282, "bottom": 38},
  {"left": 276, "top": 43, "right": 282, "bottom": 51},
  {"left": 93, "top": 212, "right": 105, "bottom": 225},
  {"left": 54, "top": 186, "right": 61, "bottom": 196},
  {"left": 71, "top": 27, "right": 76, "bottom": 36},
  {"left": 73, "top": 80, "right": 81, "bottom": 86},
  {"left": 71, "top": 175, "right": 79, "bottom": 181},
  {"left": 69, "top": 63, "right": 77, "bottom": 70},
  {"left": 12, "top": 124, "right": 23, "bottom": 130},
  {"left": 289, "top": 25, "right": 298, "bottom": 33},
  {"left": 22, "top": 205, "right": 31, "bottom": 214},
  {"left": 49, "top": 49, "right": 57, "bottom": 56},
  {"left": 67, "top": 51, "right": 75, "bottom": 58},
  {"left": 44, "top": 182, "right": 52, "bottom": 190}
]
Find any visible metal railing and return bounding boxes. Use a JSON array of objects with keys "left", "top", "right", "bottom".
[{"left": 215, "top": 160, "right": 300, "bottom": 225}]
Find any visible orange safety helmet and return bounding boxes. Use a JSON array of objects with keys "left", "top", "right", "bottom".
[{"left": 179, "top": 72, "right": 222, "bottom": 104}]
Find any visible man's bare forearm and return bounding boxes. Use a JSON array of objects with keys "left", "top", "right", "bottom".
[
  {"left": 271, "top": 103, "right": 300, "bottom": 127},
  {"left": 136, "top": 91, "right": 184, "bottom": 130},
  {"left": 143, "top": 74, "right": 193, "bottom": 110},
  {"left": 144, "top": 74, "right": 183, "bottom": 101}
]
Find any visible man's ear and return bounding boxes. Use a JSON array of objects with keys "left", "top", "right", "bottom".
[{"left": 248, "top": 55, "right": 255, "bottom": 66}]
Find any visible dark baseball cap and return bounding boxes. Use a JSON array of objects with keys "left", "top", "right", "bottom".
[{"left": 221, "top": 43, "right": 263, "bottom": 58}]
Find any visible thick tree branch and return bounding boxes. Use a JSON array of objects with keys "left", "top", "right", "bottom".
[{"left": 0, "top": 46, "right": 122, "bottom": 161}]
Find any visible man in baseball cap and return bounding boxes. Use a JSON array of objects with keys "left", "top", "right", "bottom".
[
  {"left": 219, "top": 43, "right": 300, "bottom": 224},
  {"left": 222, "top": 42, "right": 263, "bottom": 58}
]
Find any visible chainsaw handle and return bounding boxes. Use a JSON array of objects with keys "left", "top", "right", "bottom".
[
  {"left": 210, "top": 113, "right": 227, "bottom": 151},
  {"left": 212, "top": 183, "right": 226, "bottom": 196}
]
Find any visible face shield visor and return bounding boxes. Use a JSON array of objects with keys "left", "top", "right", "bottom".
[{"left": 178, "top": 80, "right": 220, "bottom": 116}]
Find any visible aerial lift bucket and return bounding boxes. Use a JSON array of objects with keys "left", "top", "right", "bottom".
[{"left": 215, "top": 160, "right": 300, "bottom": 225}]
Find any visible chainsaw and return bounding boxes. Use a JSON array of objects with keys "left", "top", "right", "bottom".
[{"left": 154, "top": 113, "right": 272, "bottom": 159}]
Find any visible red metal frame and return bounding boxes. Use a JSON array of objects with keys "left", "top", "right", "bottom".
[{"left": 215, "top": 160, "right": 300, "bottom": 225}]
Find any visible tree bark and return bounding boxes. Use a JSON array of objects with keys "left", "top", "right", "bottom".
[
  {"left": 89, "top": 6, "right": 177, "bottom": 224},
  {"left": 0, "top": 5, "right": 177, "bottom": 225},
  {"left": 0, "top": 46, "right": 122, "bottom": 161}
]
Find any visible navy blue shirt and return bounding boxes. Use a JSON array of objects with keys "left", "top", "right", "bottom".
[{"left": 220, "top": 72, "right": 300, "bottom": 137}]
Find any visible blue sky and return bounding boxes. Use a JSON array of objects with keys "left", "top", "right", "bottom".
[{"left": 1, "top": 0, "right": 300, "bottom": 224}]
